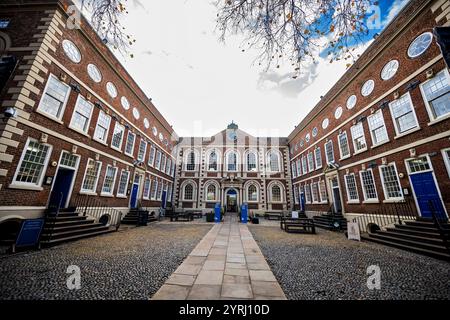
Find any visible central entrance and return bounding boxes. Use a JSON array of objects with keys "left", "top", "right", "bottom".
[{"left": 226, "top": 188, "right": 238, "bottom": 213}]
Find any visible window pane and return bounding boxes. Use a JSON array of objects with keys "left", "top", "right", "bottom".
[
  {"left": 381, "top": 165, "right": 403, "bottom": 199},
  {"left": 15, "top": 140, "right": 50, "bottom": 185},
  {"left": 102, "top": 166, "right": 117, "bottom": 194},
  {"left": 351, "top": 123, "right": 367, "bottom": 151},
  {"left": 125, "top": 132, "right": 135, "bottom": 155},
  {"left": 361, "top": 170, "right": 377, "bottom": 200},
  {"left": 272, "top": 185, "right": 281, "bottom": 202},
  {"left": 111, "top": 124, "right": 124, "bottom": 149},
  {"left": 345, "top": 174, "right": 359, "bottom": 201},
  {"left": 368, "top": 112, "right": 388, "bottom": 144},
  {"left": 339, "top": 132, "right": 350, "bottom": 158},
  {"left": 422, "top": 71, "right": 450, "bottom": 119},
  {"left": 117, "top": 171, "right": 129, "bottom": 195},
  {"left": 40, "top": 76, "right": 69, "bottom": 118},
  {"left": 390, "top": 94, "right": 418, "bottom": 133}
]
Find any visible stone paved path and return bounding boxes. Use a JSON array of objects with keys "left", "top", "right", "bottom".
[{"left": 151, "top": 215, "right": 286, "bottom": 300}]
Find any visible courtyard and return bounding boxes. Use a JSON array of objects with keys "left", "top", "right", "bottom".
[{"left": 1, "top": 218, "right": 448, "bottom": 300}]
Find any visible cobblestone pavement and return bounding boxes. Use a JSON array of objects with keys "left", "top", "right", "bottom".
[
  {"left": 0, "top": 223, "right": 212, "bottom": 300},
  {"left": 249, "top": 225, "right": 450, "bottom": 300}
]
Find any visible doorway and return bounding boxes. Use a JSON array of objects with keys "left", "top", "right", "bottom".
[
  {"left": 406, "top": 156, "right": 447, "bottom": 219},
  {"left": 331, "top": 176, "right": 342, "bottom": 214},
  {"left": 130, "top": 173, "right": 141, "bottom": 209},
  {"left": 49, "top": 151, "right": 80, "bottom": 209},
  {"left": 226, "top": 189, "right": 238, "bottom": 213}
]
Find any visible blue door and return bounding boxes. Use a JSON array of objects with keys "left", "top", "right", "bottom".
[
  {"left": 410, "top": 172, "right": 446, "bottom": 219},
  {"left": 300, "top": 193, "right": 305, "bottom": 212},
  {"left": 130, "top": 184, "right": 139, "bottom": 209},
  {"left": 49, "top": 168, "right": 74, "bottom": 209}
]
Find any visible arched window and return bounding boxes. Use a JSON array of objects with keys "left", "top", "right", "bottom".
[
  {"left": 247, "top": 184, "right": 258, "bottom": 202},
  {"left": 271, "top": 185, "right": 281, "bottom": 202},
  {"left": 247, "top": 152, "right": 257, "bottom": 171},
  {"left": 184, "top": 183, "right": 194, "bottom": 200},
  {"left": 268, "top": 150, "right": 281, "bottom": 172},
  {"left": 206, "top": 184, "right": 217, "bottom": 201},
  {"left": 186, "top": 151, "right": 196, "bottom": 171},
  {"left": 208, "top": 151, "right": 218, "bottom": 171},
  {"left": 227, "top": 151, "right": 237, "bottom": 171}
]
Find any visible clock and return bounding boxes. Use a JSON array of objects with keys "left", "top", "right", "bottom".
[{"left": 227, "top": 130, "right": 237, "bottom": 141}]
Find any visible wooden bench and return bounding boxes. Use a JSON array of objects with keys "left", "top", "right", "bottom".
[
  {"left": 170, "top": 211, "right": 194, "bottom": 222},
  {"left": 281, "top": 217, "right": 316, "bottom": 234}
]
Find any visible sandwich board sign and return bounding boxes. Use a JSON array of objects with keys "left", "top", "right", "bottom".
[
  {"left": 13, "top": 218, "right": 44, "bottom": 252},
  {"left": 347, "top": 221, "right": 361, "bottom": 241}
]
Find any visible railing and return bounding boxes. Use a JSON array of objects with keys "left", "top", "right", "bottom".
[
  {"left": 355, "top": 198, "right": 418, "bottom": 233},
  {"left": 44, "top": 191, "right": 64, "bottom": 241},
  {"left": 70, "top": 194, "right": 122, "bottom": 231},
  {"left": 427, "top": 197, "right": 449, "bottom": 252}
]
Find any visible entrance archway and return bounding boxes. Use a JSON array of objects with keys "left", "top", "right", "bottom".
[{"left": 225, "top": 188, "right": 239, "bottom": 213}]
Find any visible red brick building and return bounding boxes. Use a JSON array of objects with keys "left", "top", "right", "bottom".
[
  {"left": 174, "top": 123, "right": 292, "bottom": 214},
  {"left": 288, "top": 0, "right": 450, "bottom": 229},
  {"left": 0, "top": 0, "right": 177, "bottom": 229}
]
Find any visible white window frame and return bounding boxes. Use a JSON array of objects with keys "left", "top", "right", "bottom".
[
  {"left": 226, "top": 150, "right": 239, "bottom": 172},
  {"left": 307, "top": 152, "right": 314, "bottom": 172},
  {"left": 160, "top": 154, "right": 166, "bottom": 172},
  {"left": 325, "top": 140, "right": 334, "bottom": 164},
  {"left": 344, "top": 173, "right": 359, "bottom": 203},
  {"left": 318, "top": 180, "right": 328, "bottom": 203},
  {"left": 442, "top": 148, "right": 450, "bottom": 179},
  {"left": 101, "top": 165, "right": 118, "bottom": 196},
  {"left": 304, "top": 183, "right": 312, "bottom": 204},
  {"left": 185, "top": 150, "right": 196, "bottom": 171},
  {"left": 69, "top": 95, "right": 94, "bottom": 135},
  {"left": 137, "top": 139, "right": 147, "bottom": 162},
  {"left": 267, "top": 150, "right": 281, "bottom": 173},
  {"left": 301, "top": 156, "right": 308, "bottom": 174},
  {"left": 142, "top": 177, "right": 151, "bottom": 200},
  {"left": 36, "top": 74, "right": 71, "bottom": 122},
  {"left": 155, "top": 150, "right": 162, "bottom": 170},
  {"left": 388, "top": 92, "right": 420, "bottom": 138},
  {"left": 182, "top": 182, "right": 196, "bottom": 201},
  {"left": 116, "top": 170, "right": 130, "bottom": 197},
  {"left": 338, "top": 131, "right": 351, "bottom": 160},
  {"left": 246, "top": 151, "right": 258, "bottom": 172},
  {"left": 359, "top": 169, "right": 379, "bottom": 203},
  {"left": 311, "top": 182, "right": 319, "bottom": 203},
  {"left": 150, "top": 178, "right": 158, "bottom": 200},
  {"left": 296, "top": 159, "right": 302, "bottom": 176},
  {"left": 269, "top": 183, "right": 283, "bottom": 203},
  {"left": 124, "top": 131, "right": 136, "bottom": 157},
  {"left": 379, "top": 163, "right": 404, "bottom": 202},
  {"left": 93, "top": 110, "right": 111, "bottom": 144},
  {"left": 110, "top": 122, "right": 125, "bottom": 152},
  {"left": 315, "top": 147, "right": 322, "bottom": 169},
  {"left": 350, "top": 122, "right": 367, "bottom": 154},
  {"left": 207, "top": 149, "right": 219, "bottom": 172},
  {"left": 246, "top": 183, "right": 259, "bottom": 202},
  {"left": 419, "top": 68, "right": 450, "bottom": 123},
  {"left": 11, "top": 138, "right": 52, "bottom": 189},
  {"left": 291, "top": 162, "right": 297, "bottom": 178},
  {"left": 205, "top": 182, "right": 219, "bottom": 202},
  {"left": 80, "top": 158, "right": 102, "bottom": 194},
  {"left": 367, "top": 110, "right": 389, "bottom": 147},
  {"left": 148, "top": 144, "right": 156, "bottom": 167}
]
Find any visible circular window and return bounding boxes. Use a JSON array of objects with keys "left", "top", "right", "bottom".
[
  {"left": 305, "top": 133, "right": 311, "bottom": 143},
  {"left": 361, "top": 80, "right": 375, "bottom": 97},
  {"left": 164, "top": 139, "right": 169, "bottom": 146},
  {"left": 144, "top": 118, "right": 150, "bottom": 129},
  {"left": 121, "top": 96, "right": 130, "bottom": 110},
  {"left": 300, "top": 139, "right": 304, "bottom": 147},
  {"left": 62, "top": 39, "right": 81, "bottom": 63},
  {"left": 152, "top": 126, "right": 158, "bottom": 136},
  {"left": 312, "top": 127, "right": 318, "bottom": 137},
  {"left": 106, "top": 82, "right": 117, "bottom": 98},
  {"left": 408, "top": 32, "right": 433, "bottom": 58},
  {"left": 295, "top": 143, "right": 299, "bottom": 151},
  {"left": 346, "top": 95, "right": 357, "bottom": 109},
  {"left": 132, "top": 107, "right": 140, "bottom": 120},
  {"left": 322, "top": 118, "right": 329, "bottom": 129},
  {"left": 159, "top": 133, "right": 164, "bottom": 141},
  {"left": 334, "top": 106, "right": 343, "bottom": 119},
  {"left": 381, "top": 60, "right": 399, "bottom": 81},
  {"left": 87, "top": 64, "right": 102, "bottom": 83}
]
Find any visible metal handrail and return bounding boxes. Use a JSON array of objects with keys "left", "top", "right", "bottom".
[
  {"left": 70, "top": 194, "right": 122, "bottom": 231},
  {"left": 427, "top": 198, "right": 450, "bottom": 253}
]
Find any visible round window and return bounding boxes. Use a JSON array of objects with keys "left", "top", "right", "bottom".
[
  {"left": 132, "top": 107, "right": 140, "bottom": 120},
  {"left": 152, "top": 126, "right": 158, "bottom": 136},
  {"left": 305, "top": 133, "right": 310, "bottom": 143},
  {"left": 312, "top": 127, "right": 318, "bottom": 137},
  {"left": 346, "top": 95, "right": 357, "bottom": 109},
  {"left": 322, "top": 118, "right": 329, "bottom": 129},
  {"left": 407, "top": 32, "right": 433, "bottom": 58},
  {"left": 295, "top": 143, "right": 299, "bottom": 151},
  {"left": 334, "top": 106, "right": 343, "bottom": 119},
  {"left": 300, "top": 139, "right": 304, "bottom": 147},
  {"left": 121, "top": 96, "right": 130, "bottom": 110},
  {"left": 381, "top": 60, "right": 399, "bottom": 81},
  {"left": 144, "top": 118, "right": 150, "bottom": 129},
  {"left": 361, "top": 80, "right": 375, "bottom": 97},
  {"left": 159, "top": 133, "right": 164, "bottom": 141},
  {"left": 87, "top": 64, "right": 102, "bottom": 83},
  {"left": 62, "top": 39, "right": 81, "bottom": 63},
  {"left": 106, "top": 82, "right": 117, "bottom": 98}
]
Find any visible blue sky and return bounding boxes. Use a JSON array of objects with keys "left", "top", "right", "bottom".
[{"left": 77, "top": 0, "right": 409, "bottom": 137}]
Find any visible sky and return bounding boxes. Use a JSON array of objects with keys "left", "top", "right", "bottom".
[{"left": 78, "top": 0, "right": 409, "bottom": 138}]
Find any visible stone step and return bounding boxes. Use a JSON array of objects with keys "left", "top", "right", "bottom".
[
  {"left": 367, "top": 232, "right": 449, "bottom": 254},
  {"left": 41, "top": 228, "right": 114, "bottom": 246}
]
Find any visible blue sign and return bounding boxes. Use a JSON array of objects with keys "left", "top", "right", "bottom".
[
  {"left": 214, "top": 203, "right": 221, "bottom": 223},
  {"left": 161, "top": 191, "right": 167, "bottom": 209},
  {"left": 240, "top": 203, "right": 248, "bottom": 224},
  {"left": 15, "top": 219, "right": 44, "bottom": 248}
]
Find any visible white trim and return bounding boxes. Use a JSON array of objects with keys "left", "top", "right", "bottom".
[
  {"left": 10, "top": 138, "right": 53, "bottom": 190},
  {"left": 338, "top": 131, "right": 351, "bottom": 159},
  {"left": 244, "top": 149, "right": 258, "bottom": 172},
  {"left": 344, "top": 173, "right": 360, "bottom": 203},
  {"left": 388, "top": 92, "right": 420, "bottom": 138},
  {"left": 69, "top": 94, "right": 95, "bottom": 135},
  {"left": 204, "top": 180, "right": 220, "bottom": 202},
  {"left": 110, "top": 122, "right": 125, "bottom": 152},
  {"left": 441, "top": 148, "right": 450, "bottom": 179},
  {"left": 116, "top": 169, "right": 130, "bottom": 197},
  {"left": 367, "top": 109, "right": 389, "bottom": 147},
  {"left": 267, "top": 180, "right": 285, "bottom": 203},
  {"left": 181, "top": 179, "right": 197, "bottom": 202},
  {"left": 359, "top": 168, "right": 378, "bottom": 202},
  {"left": 51, "top": 150, "right": 80, "bottom": 208},
  {"left": 100, "top": 165, "right": 118, "bottom": 196},
  {"left": 225, "top": 149, "right": 240, "bottom": 172},
  {"left": 266, "top": 149, "right": 282, "bottom": 173},
  {"left": 378, "top": 162, "right": 404, "bottom": 201},
  {"left": 419, "top": 68, "right": 450, "bottom": 123},
  {"left": 93, "top": 110, "right": 112, "bottom": 145},
  {"left": 244, "top": 180, "right": 260, "bottom": 203},
  {"left": 124, "top": 131, "right": 136, "bottom": 157},
  {"left": 36, "top": 73, "right": 71, "bottom": 122},
  {"left": 206, "top": 148, "right": 221, "bottom": 172}
]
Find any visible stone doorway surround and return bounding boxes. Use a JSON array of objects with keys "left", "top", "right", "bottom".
[{"left": 151, "top": 215, "right": 286, "bottom": 300}]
